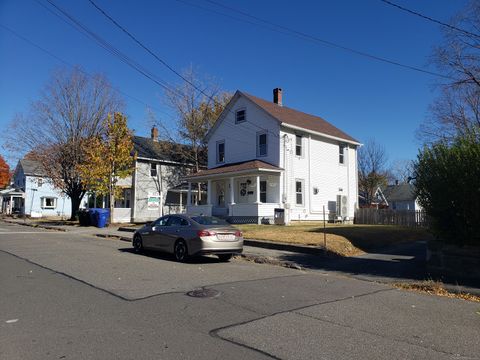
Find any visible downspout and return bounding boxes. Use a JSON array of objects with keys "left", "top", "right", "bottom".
[
  {"left": 282, "top": 134, "right": 288, "bottom": 205},
  {"left": 157, "top": 163, "right": 163, "bottom": 217}
]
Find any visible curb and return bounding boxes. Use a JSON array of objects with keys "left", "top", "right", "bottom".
[
  {"left": 118, "top": 227, "right": 137, "bottom": 233},
  {"left": 2, "top": 220, "right": 67, "bottom": 232},
  {"left": 95, "top": 233, "right": 131, "bottom": 242},
  {"left": 244, "top": 238, "right": 328, "bottom": 256}
]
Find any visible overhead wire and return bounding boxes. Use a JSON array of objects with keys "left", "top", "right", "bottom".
[
  {"left": 379, "top": 0, "right": 480, "bottom": 40},
  {"left": 180, "top": 0, "right": 454, "bottom": 80}
]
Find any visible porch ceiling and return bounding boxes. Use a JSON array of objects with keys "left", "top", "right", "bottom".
[{"left": 184, "top": 160, "right": 283, "bottom": 181}]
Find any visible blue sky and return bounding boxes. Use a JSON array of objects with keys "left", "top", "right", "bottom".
[{"left": 0, "top": 0, "right": 468, "bottom": 167}]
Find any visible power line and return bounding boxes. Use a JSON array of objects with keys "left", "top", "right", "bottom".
[
  {"left": 379, "top": 0, "right": 480, "bottom": 39},
  {"left": 86, "top": 0, "right": 282, "bottom": 139},
  {"left": 38, "top": 0, "right": 178, "bottom": 95},
  {"left": 178, "top": 0, "right": 453, "bottom": 80}
]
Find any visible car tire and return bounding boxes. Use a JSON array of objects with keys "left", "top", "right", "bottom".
[
  {"left": 218, "top": 254, "right": 233, "bottom": 262},
  {"left": 174, "top": 239, "right": 188, "bottom": 262},
  {"left": 133, "top": 234, "right": 143, "bottom": 253}
]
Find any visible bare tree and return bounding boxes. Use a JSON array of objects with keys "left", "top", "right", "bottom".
[
  {"left": 418, "top": 1, "right": 480, "bottom": 143},
  {"left": 155, "top": 66, "right": 231, "bottom": 200},
  {"left": 7, "top": 67, "right": 123, "bottom": 219},
  {"left": 386, "top": 159, "right": 414, "bottom": 184},
  {"left": 358, "top": 139, "right": 389, "bottom": 206}
]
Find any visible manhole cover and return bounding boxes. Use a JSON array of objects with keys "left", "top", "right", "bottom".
[{"left": 186, "top": 288, "right": 220, "bottom": 298}]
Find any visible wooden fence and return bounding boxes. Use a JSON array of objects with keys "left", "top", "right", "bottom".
[{"left": 354, "top": 208, "right": 429, "bottom": 227}]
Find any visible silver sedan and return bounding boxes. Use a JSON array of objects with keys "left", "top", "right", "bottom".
[{"left": 132, "top": 214, "right": 243, "bottom": 262}]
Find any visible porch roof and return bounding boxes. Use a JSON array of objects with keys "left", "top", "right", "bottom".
[{"left": 185, "top": 160, "right": 283, "bottom": 181}]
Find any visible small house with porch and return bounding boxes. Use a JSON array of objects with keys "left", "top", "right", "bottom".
[{"left": 185, "top": 88, "right": 360, "bottom": 224}]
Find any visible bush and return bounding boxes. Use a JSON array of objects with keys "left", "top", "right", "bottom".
[{"left": 414, "top": 129, "right": 480, "bottom": 245}]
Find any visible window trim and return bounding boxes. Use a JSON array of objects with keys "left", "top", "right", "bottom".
[
  {"left": 235, "top": 108, "right": 246, "bottom": 124},
  {"left": 256, "top": 131, "right": 268, "bottom": 157},
  {"left": 41, "top": 197, "right": 57, "bottom": 209},
  {"left": 295, "top": 179, "right": 304, "bottom": 207},
  {"left": 216, "top": 140, "right": 225, "bottom": 164},
  {"left": 295, "top": 134, "right": 303, "bottom": 157}
]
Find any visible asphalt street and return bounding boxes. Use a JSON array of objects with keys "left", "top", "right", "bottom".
[{"left": 1, "top": 220, "right": 479, "bottom": 359}]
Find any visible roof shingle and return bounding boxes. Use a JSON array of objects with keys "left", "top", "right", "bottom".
[
  {"left": 241, "top": 91, "right": 359, "bottom": 143},
  {"left": 185, "top": 160, "right": 282, "bottom": 179}
]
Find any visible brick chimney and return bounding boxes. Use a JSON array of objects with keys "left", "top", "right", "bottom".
[
  {"left": 273, "top": 88, "right": 282, "bottom": 106},
  {"left": 151, "top": 126, "right": 159, "bottom": 142}
]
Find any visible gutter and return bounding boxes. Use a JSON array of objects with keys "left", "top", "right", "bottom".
[{"left": 281, "top": 123, "right": 361, "bottom": 146}]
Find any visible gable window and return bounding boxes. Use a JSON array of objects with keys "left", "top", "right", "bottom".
[
  {"left": 339, "top": 144, "right": 346, "bottom": 164},
  {"left": 235, "top": 109, "right": 246, "bottom": 124},
  {"left": 295, "top": 180, "right": 304, "bottom": 206},
  {"left": 295, "top": 135, "right": 303, "bottom": 156},
  {"left": 150, "top": 163, "right": 157, "bottom": 177},
  {"left": 37, "top": 179, "right": 43, "bottom": 188},
  {"left": 41, "top": 197, "right": 56, "bottom": 209},
  {"left": 217, "top": 140, "right": 225, "bottom": 164},
  {"left": 257, "top": 132, "right": 268, "bottom": 157},
  {"left": 260, "top": 181, "right": 267, "bottom": 203}
]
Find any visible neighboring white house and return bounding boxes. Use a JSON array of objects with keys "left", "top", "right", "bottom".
[
  {"left": 376, "top": 183, "right": 422, "bottom": 211},
  {"left": 185, "top": 88, "right": 360, "bottom": 224},
  {"left": 86, "top": 128, "right": 202, "bottom": 223},
  {"left": 8, "top": 159, "right": 72, "bottom": 218}
]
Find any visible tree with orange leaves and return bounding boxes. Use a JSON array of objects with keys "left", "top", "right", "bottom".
[{"left": 0, "top": 155, "right": 10, "bottom": 189}]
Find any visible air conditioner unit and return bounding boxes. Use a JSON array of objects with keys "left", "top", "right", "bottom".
[{"left": 336, "top": 195, "right": 348, "bottom": 217}]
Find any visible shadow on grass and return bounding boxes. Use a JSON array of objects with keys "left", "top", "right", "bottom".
[
  {"left": 308, "top": 225, "right": 434, "bottom": 254},
  {"left": 274, "top": 241, "right": 480, "bottom": 289},
  {"left": 118, "top": 247, "right": 226, "bottom": 264}
]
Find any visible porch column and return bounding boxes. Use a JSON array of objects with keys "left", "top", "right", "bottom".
[
  {"left": 207, "top": 180, "right": 212, "bottom": 205},
  {"left": 255, "top": 175, "right": 261, "bottom": 204},
  {"left": 187, "top": 182, "right": 192, "bottom": 206},
  {"left": 229, "top": 177, "right": 235, "bottom": 204},
  {"left": 9, "top": 195, "right": 13, "bottom": 215}
]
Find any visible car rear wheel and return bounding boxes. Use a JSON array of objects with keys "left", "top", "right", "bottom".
[
  {"left": 218, "top": 254, "right": 233, "bottom": 262},
  {"left": 174, "top": 239, "right": 188, "bottom": 262},
  {"left": 133, "top": 234, "right": 143, "bottom": 253}
]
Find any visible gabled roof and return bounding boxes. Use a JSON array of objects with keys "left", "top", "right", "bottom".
[
  {"left": 381, "top": 184, "right": 416, "bottom": 202},
  {"left": 241, "top": 92, "right": 359, "bottom": 143},
  {"left": 185, "top": 159, "right": 282, "bottom": 180},
  {"left": 18, "top": 159, "right": 46, "bottom": 177},
  {"left": 132, "top": 136, "right": 204, "bottom": 166}
]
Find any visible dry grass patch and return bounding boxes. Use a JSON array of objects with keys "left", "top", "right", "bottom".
[
  {"left": 393, "top": 280, "right": 480, "bottom": 303},
  {"left": 236, "top": 223, "right": 432, "bottom": 257}
]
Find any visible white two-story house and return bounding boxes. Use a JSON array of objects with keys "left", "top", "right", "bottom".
[{"left": 185, "top": 88, "right": 360, "bottom": 224}]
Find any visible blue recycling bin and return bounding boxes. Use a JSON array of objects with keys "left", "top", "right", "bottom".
[
  {"left": 89, "top": 208, "right": 98, "bottom": 227},
  {"left": 96, "top": 208, "right": 110, "bottom": 228}
]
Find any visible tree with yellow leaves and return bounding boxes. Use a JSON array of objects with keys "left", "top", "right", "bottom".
[{"left": 78, "top": 112, "right": 134, "bottom": 224}]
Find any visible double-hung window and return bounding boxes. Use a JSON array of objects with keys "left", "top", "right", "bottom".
[
  {"left": 150, "top": 163, "right": 157, "bottom": 177},
  {"left": 260, "top": 181, "right": 267, "bottom": 203},
  {"left": 295, "top": 135, "right": 303, "bottom": 156},
  {"left": 339, "top": 144, "right": 346, "bottom": 164},
  {"left": 217, "top": 140, "right": 225, "bottom": 164},
  {"left": 295, "top": 180, "right": 304, "bottom": 206},
  {"left": 235, "top": 109, "right": 246, "bottom": 123},
  {"left": 257, "top": 132, "right": 268, "bottom": 157}
]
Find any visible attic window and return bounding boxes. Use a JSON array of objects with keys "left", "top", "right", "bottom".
[
  {"left": 150, "top": 163, "right": 157, "bottom": 177},
  {"left": 235, "top": 109, "right": 246, "bottom": 124}
]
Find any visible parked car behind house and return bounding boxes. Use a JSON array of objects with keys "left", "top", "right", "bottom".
[{"left": 133, "top": 215, "right": 243, "bottom": 262}]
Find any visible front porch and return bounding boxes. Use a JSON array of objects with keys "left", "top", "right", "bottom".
[{"left": 185, "top": 160, "right": 284, "bottom": 224}]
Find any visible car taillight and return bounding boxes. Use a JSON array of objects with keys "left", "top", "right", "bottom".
[
  {"left": 197, "top": 230, "right": 216, "bottom": 237},
  {"left": 235, "top": 230, "right": 242, "bottom": 237}
]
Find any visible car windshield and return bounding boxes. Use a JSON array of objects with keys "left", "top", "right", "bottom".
[{"left": 191, "top": 216, "right": 229, "bottom": 226}]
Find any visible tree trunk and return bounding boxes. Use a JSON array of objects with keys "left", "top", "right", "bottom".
[
  {"left": 69, "top": 192, "right": 83, "bottom": 221},
  {"left": 110, "top": 191, "right": 114, "bottom": 225}
]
